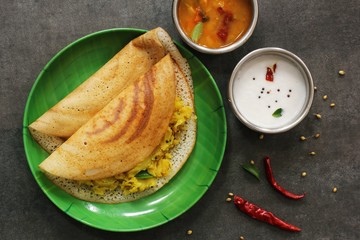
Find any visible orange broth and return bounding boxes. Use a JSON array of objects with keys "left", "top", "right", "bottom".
[{"left": 178, "top": 0, "right": 253, "bottom": 49}]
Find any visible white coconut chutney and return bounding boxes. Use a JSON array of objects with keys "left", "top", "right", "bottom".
[{"left": 232, "top": 54, "right": 308, "bottom": 129}]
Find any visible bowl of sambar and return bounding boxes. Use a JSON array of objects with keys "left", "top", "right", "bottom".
[{"left": 172, "top": 0, "right": 258, "bottom": 54}]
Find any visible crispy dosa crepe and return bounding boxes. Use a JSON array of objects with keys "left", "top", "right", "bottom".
[
  {"left": 39, "top": 55, "right": 176, "bottom": 180},
  {"left": 30, "top": 28, "right": 170, "bottom": 139},
  {"left": 29, "top": 27, "right": 193, "bottom": 153},
  {"left": 31, "top": 28, "right": 196, "bottom": 203},
  {"left": 45, "top": 61, "right": 196, "bottom": 203}
]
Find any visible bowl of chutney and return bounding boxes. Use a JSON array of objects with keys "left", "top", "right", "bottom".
[{"left": 172, "top": 0, "right": 258, "bottom": 54}]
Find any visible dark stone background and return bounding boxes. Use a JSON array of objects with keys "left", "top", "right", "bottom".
[{"left": 1, "top": 1, "right": 359, "bottom": 239}]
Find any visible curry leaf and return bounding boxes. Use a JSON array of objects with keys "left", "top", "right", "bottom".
[
  {"left": 272, "top": 108, "right": 283, "bottom": 118},
  {"left": 242, "top": 163, "right": 260, "bottom": 180},
  {"left": 191, "top": 22, "right": 203, "bottom": 43},
  {"left": 135, "top": 170, "right": 153, "bottom": 179}
]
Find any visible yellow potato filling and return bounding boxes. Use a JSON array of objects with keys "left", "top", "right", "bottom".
[{"left": 79, "top": 97, "right": 193, "bottom": 195}]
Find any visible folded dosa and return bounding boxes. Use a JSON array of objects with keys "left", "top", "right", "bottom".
[
  {"left": 30, "top": 28, "right": 169, "bottom": 138},
  {"left": 44, "top": 58, "right": 197, "bottom": 203},
  {"left": 39, "top": 55, "right": 176, "bottom": 180}
]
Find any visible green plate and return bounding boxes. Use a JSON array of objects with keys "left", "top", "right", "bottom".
[{"left": 23, "top": 28, "right": 227, "bottom": 232}]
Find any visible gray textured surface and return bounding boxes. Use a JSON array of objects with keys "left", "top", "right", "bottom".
[{"left": 1, "top": 0, "right": 360, "bottom": 239}]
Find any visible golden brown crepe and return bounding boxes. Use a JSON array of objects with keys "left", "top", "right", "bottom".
[
  {"left": 31, "top": 28, "right": 197, "bottom": 203},
  {"left": 39, "top": 55, "right": 176, "bottom": 180},
  {"left": 44, "top": 59, "right": 197, "bottom": 203},
  {"left": 29, "top": 28, "right": 168, "bottom": 138}
]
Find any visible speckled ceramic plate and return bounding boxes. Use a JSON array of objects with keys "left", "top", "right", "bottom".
[{"left": 23, "top": 28, "right": 227, "bottom": 232}]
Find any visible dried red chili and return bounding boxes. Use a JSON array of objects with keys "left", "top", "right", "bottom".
[
  {"left": 216, "top": 7, "right": 233, "bottom": 42},
  {"left": 273, "top": 63, "right": 277, "bottom": 73},
  {"left": 265, "top": 64, "right": 277, "bottom": 81},
  {"left": 265, "top": 67, "right": 274, "bottom": 81},
  {"left": 264, "top": 156, "right": 305, "bottom": 200},
  {"left": 234, "top": 195, "right": 301, "bottom": 232}
]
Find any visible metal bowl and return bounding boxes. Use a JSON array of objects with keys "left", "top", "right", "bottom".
[
  {"left": 172, "top": 0, "right": 259, "bottom": 54},
  {"left": 228, "top": 47, "right": 314, "bottom": 133}
]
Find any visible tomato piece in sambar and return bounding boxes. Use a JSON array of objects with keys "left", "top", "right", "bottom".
[{"left": 178, "top": 0, "right": 253, "bottom": 49}]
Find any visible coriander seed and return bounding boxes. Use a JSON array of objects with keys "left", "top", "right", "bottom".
[
  {"left": 338, "top": 70, "right": 345, "bottom": 76},
  {"left": 187, "top": 230, "right": 193, "bottom": 235},
  {"left": 314, "top": 113, "right": 322, "bottom": 119},
  {"left": 301, "top": 171, "right": 307, "bottom": 177}
]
